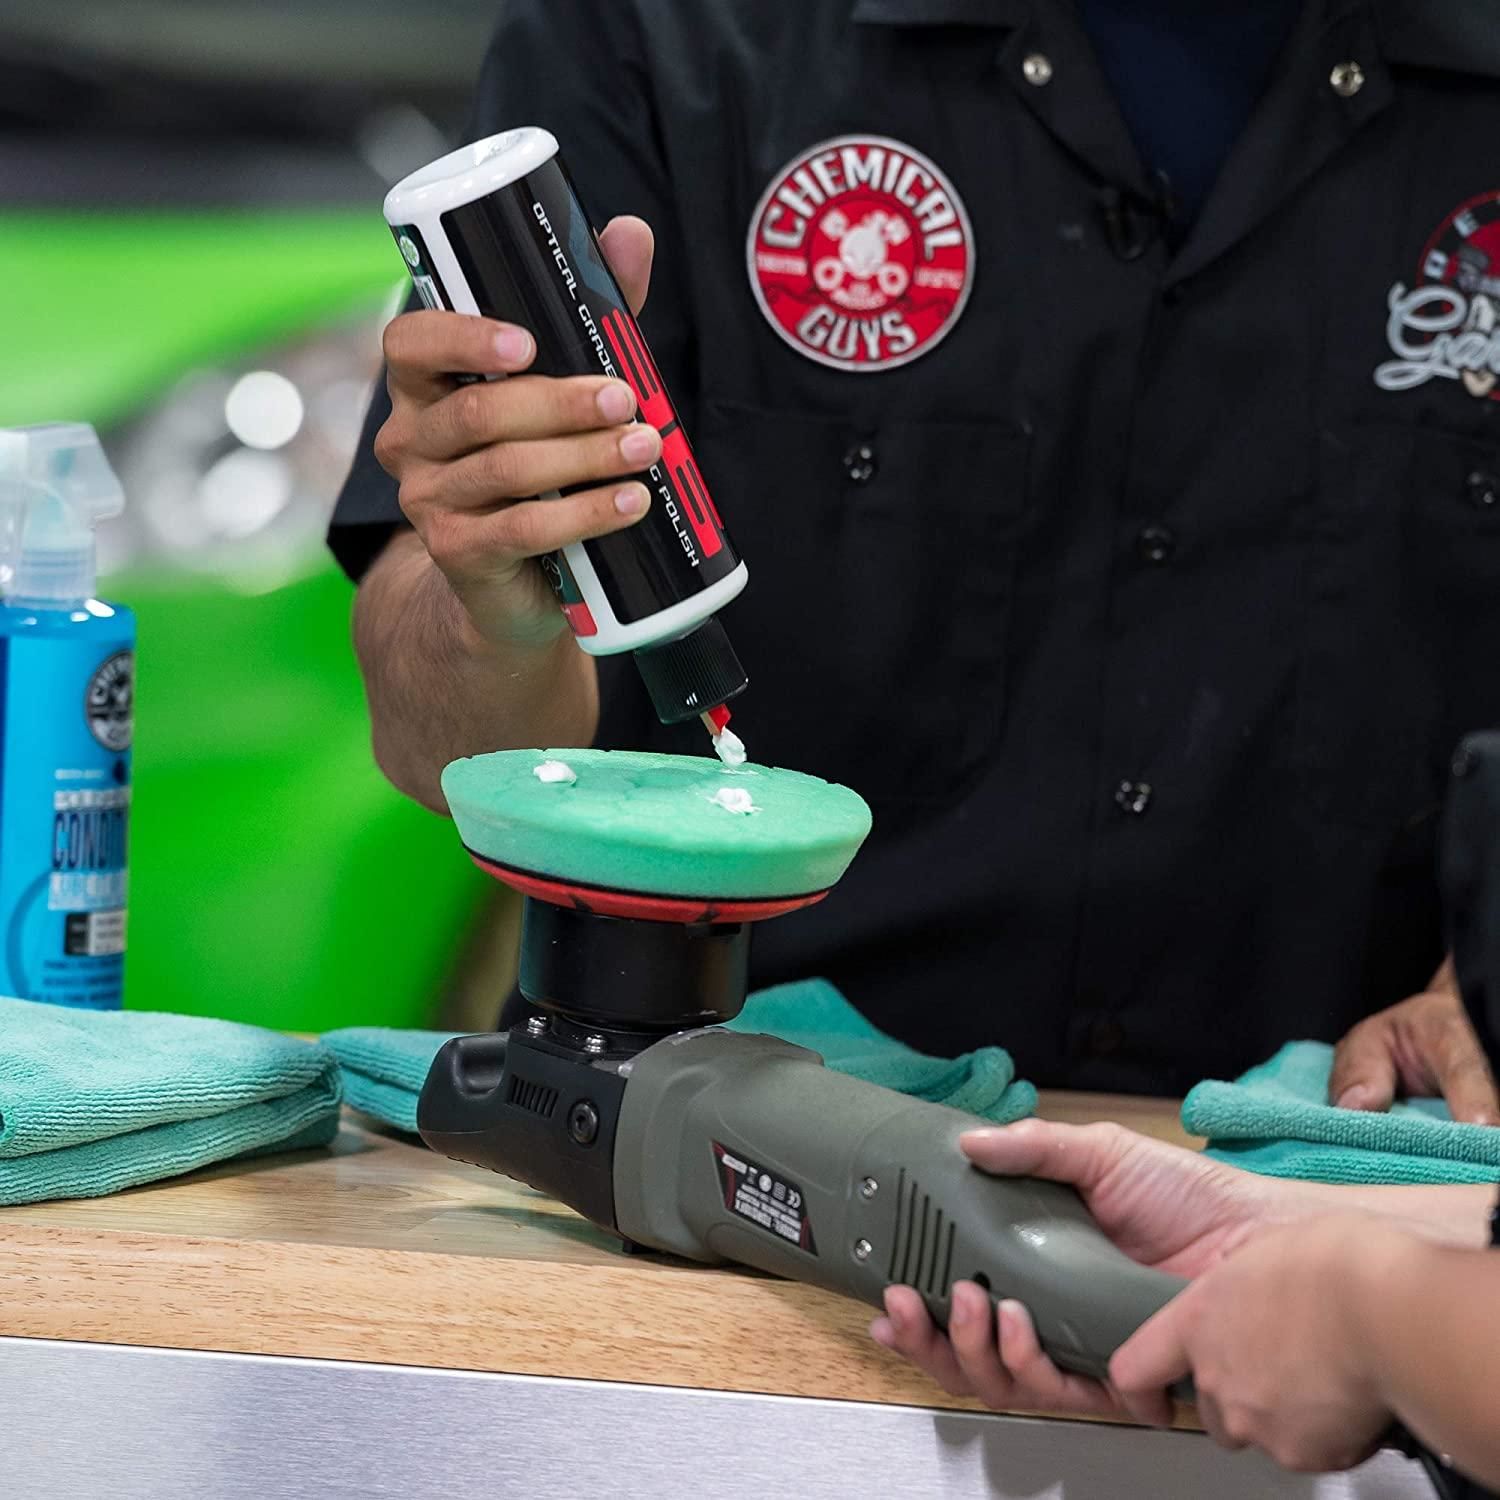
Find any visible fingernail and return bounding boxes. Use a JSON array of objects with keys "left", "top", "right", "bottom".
[
  {"left": 494, "top": 327, "right": 533, "bottom": 363},
  {"left": 1336, "top": 1086, "right": 1374, "bottom": 1111},
  {"left": 597, "top": 382, "right": 636, "bottom": 423},
  {"left": 950, "top": 1295, "right": 970, "bottom": 1329},
  {"left": 614, "top": 486, "right": 647, "bottom": 517},
  {"left": 870, "top": 1318, "right": 895, "bottom": 1348},
  {"left": 960, "top": 1128, "right": 1002, "bottom": 1145},
  {"left": 620, "top": 427, "right": 661, "bottom": 465}
]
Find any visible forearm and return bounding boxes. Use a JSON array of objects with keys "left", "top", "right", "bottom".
[
  {"left": 1358, "top": 1238, "right": 1500, "bottom": 1487},
  {"left": 1307, "top": 1181, "right": 1496, "bottom": 1248},
  {"left": 353, "top": 530, "right": 598, "bottom": 813}
]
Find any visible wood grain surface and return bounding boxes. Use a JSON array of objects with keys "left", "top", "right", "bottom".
[{"left": 0, "top": 1092, "right": 1200, "bottom": 1415}]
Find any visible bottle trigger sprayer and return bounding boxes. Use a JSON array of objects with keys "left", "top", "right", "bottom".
[
  {"left": 0, "top": 423, "right": 134, "bottom": 1010},
  {"left": 383, "top": 128, "right": 749, "bottom": 756}
]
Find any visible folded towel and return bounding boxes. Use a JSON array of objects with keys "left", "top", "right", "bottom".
[
  {"left": 323, "top": 1025, "right": 460, "bottom": 1134},
  {"left": 324, "top": 978, "right": 1035, "bottom": 1135},
  {"left": 0, "top": 995, "right": 342, "bottom": 1206},
  {"left": 1184, "top": 1041, "right": 1500, "bottom": 1185},
  {"left": 726, "top": 979, "right": 1037, "bottom": 1122}
]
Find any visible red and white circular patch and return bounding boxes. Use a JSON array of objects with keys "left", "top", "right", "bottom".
[{"left": 746, "top": 135, "right": 975, "bottom": 373}]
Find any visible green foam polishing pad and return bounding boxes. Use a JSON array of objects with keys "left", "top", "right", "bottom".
[{"left": 442, "top": 749, "right": 873, "bottom": 900}]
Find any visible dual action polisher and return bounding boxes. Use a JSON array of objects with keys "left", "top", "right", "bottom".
[{"left": 418, "top": 749, "right": 1187, "bottom": 1385}]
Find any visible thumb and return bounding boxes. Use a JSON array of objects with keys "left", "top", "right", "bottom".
[
  {"left": 959, "top": 1119, "right": 1126, "bottom": 1191},
  {"left": 1327, "top": 1016, "right": 1399, "bottom": 1113},
  {"left": 1109, "top": 1299, "right": 1190, "bottom": 1428},
  {"left": 599, "top": 215, "right": 655, "bottom": 317}
]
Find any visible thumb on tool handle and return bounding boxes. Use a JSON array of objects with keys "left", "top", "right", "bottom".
[{"left": 846, "top": 1103, "right": 1192, "bottom": 1393}]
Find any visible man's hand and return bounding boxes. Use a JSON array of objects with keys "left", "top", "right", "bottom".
[
  {"left": 1328, "top": 958, "right": 1499, "bottom": 1124},
  {"left": 352, "top": 217, "right": 660, "bottom": 809},
  {"left": 1110, "top": 1215, "right": 1409, "bottom": 1472},
  {"left": 869, "top": 1120, "right": 1288, "bottom": 1418},
  {"left": 373, "top": 216, "right": 658, "bottom": 648}
]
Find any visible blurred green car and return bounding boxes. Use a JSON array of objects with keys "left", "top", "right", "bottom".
[{"left": 3, "top": 117, "right": 492, "bottom": 1027}]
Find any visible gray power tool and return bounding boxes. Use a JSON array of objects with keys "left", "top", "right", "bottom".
[{"left": 419, "top": 883, "right": 1184, "bottom": 1386}]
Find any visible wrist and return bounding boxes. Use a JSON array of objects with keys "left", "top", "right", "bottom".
[
  {"left": 443, "top": 566, "right": 570, "bottom": 658},
  {"left": 1319, "top": 1182, "right": 1496, "bottom": 1248},
  {"left": 1344, "top": 1224, "right": 1428, "bottom": 1408},
  {"left": 1245, "top": 1170, "right": 1348, "bottom": 1227}
]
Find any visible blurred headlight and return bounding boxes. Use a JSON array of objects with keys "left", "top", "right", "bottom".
[{"left": 102, "top": 298, "right": 396, "bottom": 589}]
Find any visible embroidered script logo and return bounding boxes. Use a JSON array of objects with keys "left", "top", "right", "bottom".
[
  {"left": 1376, "top": 283, "right": 1500, "bottom": 397},
  {"left": 1376, "top": 190, "right": 1500, "bottom": 401}
]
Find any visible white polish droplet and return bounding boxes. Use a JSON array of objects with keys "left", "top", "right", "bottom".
[
  {"left": 709, "top": 787, "right": 758, "bottom": 815},
  {"left": 712, "top": 727, "right": 748, "bottom": 767}
]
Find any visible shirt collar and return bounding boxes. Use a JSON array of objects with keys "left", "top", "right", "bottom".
[
  {"left": 852, "top": 0, "right": 1500, "bottom": 79},
  {"left": 850, "top": 0, "right": 1028, "bottom": 27},
  {"left": 1377, "top": 0, "right": 1500, "bottom": 82}
]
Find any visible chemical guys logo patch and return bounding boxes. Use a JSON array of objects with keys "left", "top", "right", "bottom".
[
  {"left": 747, "top": 135, "right": 974, "bottom": 373},
  {"left": 1377, "top": 191, "right": 1500, "bottom": 400}
]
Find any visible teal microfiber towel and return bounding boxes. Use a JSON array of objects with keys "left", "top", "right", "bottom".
[
  {"left": 324, "top": 978, "right": 1036, "bottom": 1135},
  {"left": 726, "top": 980, "right": 1037, "bottom": 1121},
  {"left": 1184, "top": 1041, "right": 1500, "bottom": 1185},
  {"left": 0, "top": 995, "right": 342, "bottom": 1206},
  {"left": 322, "top": 1025, "right": 460, "bottom": 1134}
]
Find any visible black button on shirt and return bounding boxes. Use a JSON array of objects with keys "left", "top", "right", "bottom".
[
  {"left": 1135, "top": 525, "right": 1177, "bottom": 565},
  {"left": 843, "top": 443, "right": 879, "bottom": 485},
  {"left": 1467, "top": 470, "right": 1500, "bottom": 511},
  {"left": 330, "top": 0, "right": 1500, "bottom": 1092}
]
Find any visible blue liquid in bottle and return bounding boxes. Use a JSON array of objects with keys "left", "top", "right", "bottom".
[{"left": 0, "top": 426, "right": 133, "bottom": 1008}]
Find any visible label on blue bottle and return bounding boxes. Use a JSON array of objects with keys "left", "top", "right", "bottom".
[{"left": 0, "top": 625, "right": 133, "bottom": 1008}]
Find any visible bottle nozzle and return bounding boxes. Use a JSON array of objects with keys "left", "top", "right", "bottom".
[
  {"left": 631, "top": 616, "right": 749, "bottom": 727},
  {"left": 0, "top": 423, "right": 123, "bottom": 604}
]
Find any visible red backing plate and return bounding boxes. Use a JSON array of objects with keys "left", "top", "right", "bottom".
[{"left": 466, "top": 850, "right": 829, "bottom": 924}]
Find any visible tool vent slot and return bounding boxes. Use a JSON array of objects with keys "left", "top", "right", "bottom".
[
  {"left": 887, "top": 1170, "right": 956, "bottom": 1299},
  {"left": 506, "top": 1073, "right": 559, "bottom": 1119}
]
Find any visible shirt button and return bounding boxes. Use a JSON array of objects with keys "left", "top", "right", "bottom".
[
  {"left": 843, "top": 442, "right": 878, "bottom": 485},
  {"left": 1022, "top": 52, "right": 1054, "bottom": 87},
  {"left": 1088, "top": 1017, "right": 1126, "bottom": 1057},
  {"left": 1114, "top": 780, "right": 1153, "bottom": 816},
  {"left": 1135, "top": 524, "right": 1177, "bottom": 565},
  {"left": 1329, "top": 60, "right": 1365, "bottom": 98},
  {"left": 1466, "top": 469, "right": 1500, "bottom": 510}
]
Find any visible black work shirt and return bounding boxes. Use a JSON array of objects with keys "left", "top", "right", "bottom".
[{"left": 331, "top": 0, "right": 1500, "bottom": 1095}]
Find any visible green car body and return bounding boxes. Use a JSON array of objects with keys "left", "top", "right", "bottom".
[{"left": 4, "top": 208, "right": 489, "bottom": 1029}]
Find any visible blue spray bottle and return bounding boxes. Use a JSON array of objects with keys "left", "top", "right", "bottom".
[{"left": 0, "top": 424, "right": 134, "bottom": 1008}]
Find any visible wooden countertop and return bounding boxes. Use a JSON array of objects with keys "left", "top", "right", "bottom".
[{"left": 0, "top": 1091, "right": 1198, "bottom": 1413}]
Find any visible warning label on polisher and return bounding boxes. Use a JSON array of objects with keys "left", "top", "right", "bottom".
[{"left": 712, "top": 1142, "right": 818, "bottom": 1255}]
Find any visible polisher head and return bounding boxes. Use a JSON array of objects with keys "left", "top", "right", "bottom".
[{"left": 441, "top": 748, "right": 873, "bottom": 925}]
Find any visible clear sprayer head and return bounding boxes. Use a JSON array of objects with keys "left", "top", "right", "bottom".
[{"left": 0, "top": 423, "right": 124, "bottom": 605}]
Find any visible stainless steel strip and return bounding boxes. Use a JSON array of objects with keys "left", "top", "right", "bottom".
[{"left": 0, "top": 1336, "right": 1432, "bottom": 1500}]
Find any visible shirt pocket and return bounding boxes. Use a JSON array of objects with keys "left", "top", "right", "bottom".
[
  {"left": 698, "top": 397, "right": 1031, "bottom": 806},
  {"left": 1295, "top": 421, "right": 1500, "bottom": 830}
]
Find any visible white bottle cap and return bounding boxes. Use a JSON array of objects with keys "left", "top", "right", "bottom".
[
  {"left": 382, "top": 127, "right": 560, "bottom": 226},
  {"left": 0, "top": 423, "right": 124, "bottom": 604}
]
